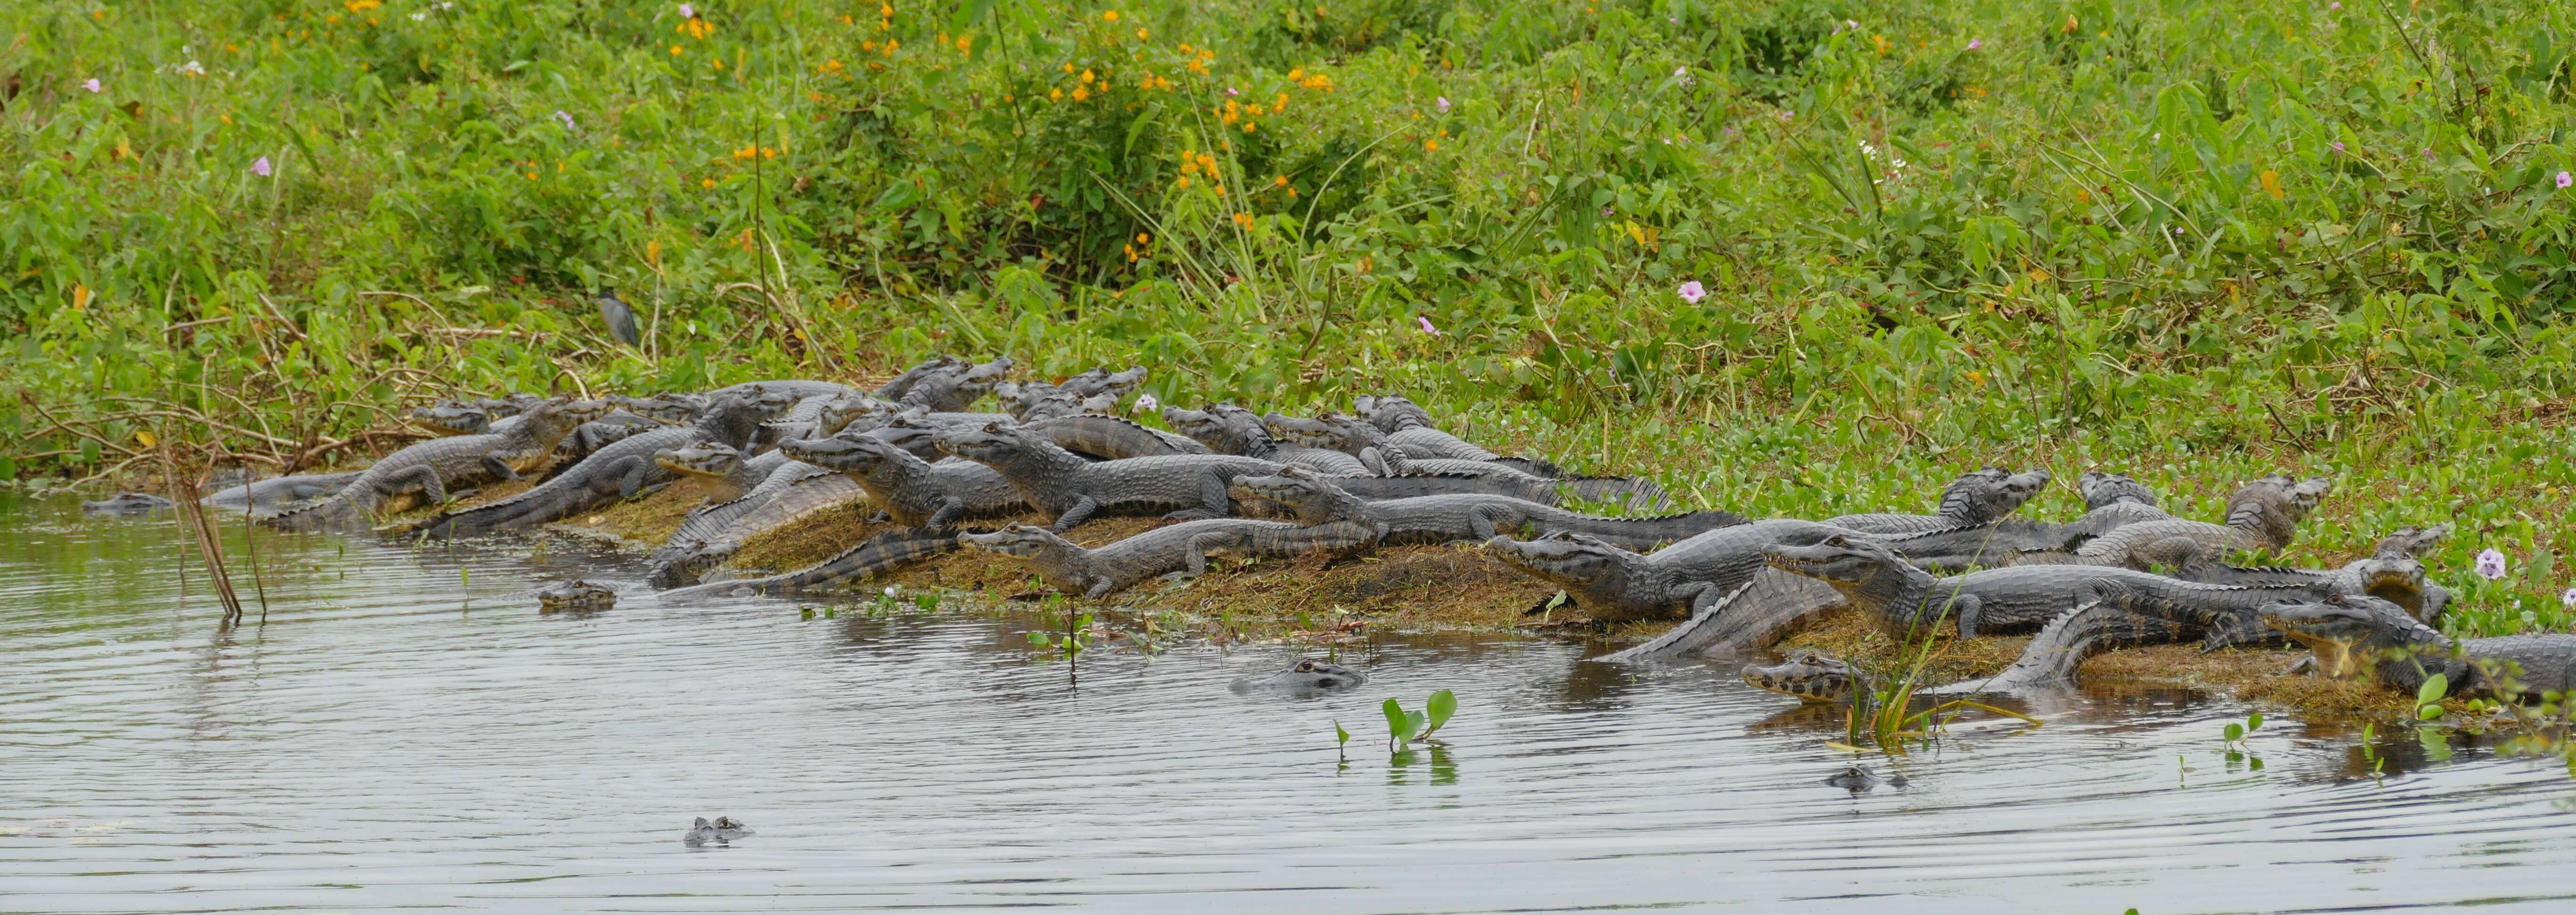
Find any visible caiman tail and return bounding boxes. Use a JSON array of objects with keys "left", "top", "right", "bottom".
[
  {"left": 1925, "top": 600, "right": 2193, "bottom": 695},
  {"left": 1595, "top": 569, "right": 1848, "bottom": 663},
  {"left": 658, "top": 528, "right": 958, "bottom": 600},
  {"left": 1558, "top": 475, "right": 1673, "bottom": 514}
]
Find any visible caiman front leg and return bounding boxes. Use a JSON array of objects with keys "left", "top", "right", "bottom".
[
  {"left": 924, "top": 497, "right": 967, "bottom": 532},
  {"left": 1158, "top": 470, "right": 1233, "bottom": 522},
  {"left": 1054, "top": 495, "right": 1101, "bottom": 532},
  {"left": 377, "top": 464, "right": 450, "bottom": 510},
  {"left": 480, "top": 453, "right": 523, "bottom": 482}
]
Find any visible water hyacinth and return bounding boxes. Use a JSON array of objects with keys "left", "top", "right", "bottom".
[
  {"left": 2474, "top": 548, "right": 2507, "bottom": 581},
  {"left": 678, "top": 3, "right": 695, "bottom": 18},
  {"left": 554, "top": 110, "right": 577, "bottom": 130},
  {"left": 1676, "top": 281, "right": 1706, "bottom": 304},
  {"left": 2558, "top": 171, "right": 2573, "bottom": 189},
  {"left": 1435, "top": 96, "right": 1449, "bottom": 113},
  {"left": 1967, "top": 39, "right": 1982, "bottom": 50},
  {"left": 250, "top": 156, "right": 272, "bottom": 177},
  {"left": 81, "top": 78, "right": 102, "bottom": 93},
  {"left": 1672, "top": 66, "right": 1691, "bottom": 87},
  {"left": 1134, "top": 393, "right": 1159, "bottom": 413},
  {"left": 2560, "top": 586, "right": 2576, "bottom": 609},
  {"left": 1417, "top": 315, "right": 1440, "bottom": 337}
]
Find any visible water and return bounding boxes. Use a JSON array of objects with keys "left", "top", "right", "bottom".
[{"left": 6, "top": 494, "right": 2574, "bottom": 913}]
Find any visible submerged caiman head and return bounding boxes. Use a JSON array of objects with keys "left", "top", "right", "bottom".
[
  {"left": 537, "top": 579, "right": 618, "bottom": 613},
  {"left": 1763, "top": 535, "right": 1912, "bottom": 602},
  {"left": 2077, "top": 470, "right": 2159, "bottom": 509},
  {"left": 1227, "top": 466, "right": 1363, "bottom": 525},
  {"left": 1741, "top": 650, "right": 1861, "bottom": 703},
  {"left": 1229, "top": 658, "right": 1369, "bottom": 693},
  {"left": 932, "top": 421, "right": 1040, "bottom": 465},
  {"left": 2259, "top": 593, "right": 2443, "bottom": 681},
  {"left": 617, "top": 392, "right": 713, "bottom": 425},
  {"left": 412, "top": 401, "right": 492, "bottom": 436},
  {"left": 654, "top": 440, "right": 744, "bottom": 479},
  {"left": 781, "top": 434, "right": 907, "bottom": 479},
  {"left": 1352, "top": 394, "right": 1435, "bottom": 433},
  {"left": 1936, "top": 467, "right": 2052, "bottom": 524},
  {"left": 958, "top": 522, "right": 1076, "bottom": 559}
]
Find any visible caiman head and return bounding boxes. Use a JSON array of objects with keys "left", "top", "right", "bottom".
[
  {"left": 931, "top": 421, "right": 1037, "bottom": 465},
  {"left": 1352, "top": 394, "right": 1435, "bottom": 433},
  {"left": 1080, "top": 366, "right": 1149, "bottom": 399},
  {"left": 536, "top": 579, "right": 618, "bottom": 613},
  {"left": 953, "top": 356, "right": 1015, "bottom": 400},
  {"left": 1229, "top": 658, "right": 1369, "bottom": 693},
  {"left": 482, "top": 392, "right": 547, "bottom": 418},
  {"left": 522, "top": 396, "right": 617, "bottom": 437},
  {"left": 2226, "top": 474, "right": 2334, "bottom": 547},
  {"left": 958, "top": 522, "right": 1076, "bottom": 560},
  {"left": 618, "top": 392, "right": 713, "bottom": 425},
  {"left": 2339, "top": 523, "right": 2453, "bottom": 622},
  {"left": 1262, "top": 410, "right": 1347, "bottom": 451},
  {"left": 1936, "top": 467, "right": 2052, "bottom": 524},
  {"left": 814, "top": 392, "right": 896, "bottom": 437},
  {"left": 2077, "top": 470, "right": 2160, "bottom": 509},
  {"left": 781, "top": 434, "right": 905, "bottom": 479},
  {"left": 1016, "top": 388, "right": 1093, "bottom": 423},
  {"left": 1763, "top": 534, "right": 1914, "bottom": 605},
  {"left": 731, "top": 384, "right": 804, "bottom": 422},
  {"left": 411, "top": 401, "right": 492, "bottom": 436},
  {"left": 864, "top": 415, "right": 946, "bottom": 460},
  {"left": 2259, "top": 593, "right": 2444, "bottom": 681},
  {"left": 1485, "top": 532, "right": 1646, "bottom": 598},
  {"left": 1227, "top": 466, "right": 1365, "bottom": 525},
  {"left": 654, "top": 440, "right": 743, "bottom": 479},
  {"left": 1740, "top": 650, "right": 1861, "bottom": 703}
]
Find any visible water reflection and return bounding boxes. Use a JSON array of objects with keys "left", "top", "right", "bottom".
[{"left": 6, "top": 493, "right": 2576, "bottom": 913}]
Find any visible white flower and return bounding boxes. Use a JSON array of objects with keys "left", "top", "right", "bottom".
[
  {"left": 1135, "top": 393, "right": 1159, "bottom": 412},
  {"left": 2474, "top": 548, "right": 2508, "bottom": 581},
  {"left": 2560, "top": 586, "right": 2576, "bottom": 609},
  {"left": 882, "top": 586, "right": 899, "bottom": 598}
]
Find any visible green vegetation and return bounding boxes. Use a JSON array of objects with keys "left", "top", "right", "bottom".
[{"left": 6, "top": 1, "right": 2575, "bottom": 635}]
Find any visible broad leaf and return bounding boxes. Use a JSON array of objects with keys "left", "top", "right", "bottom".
[
  {"left": 2417, "top": 673, "right": 2449, "bottom": 706},
  {"left": 1425, "top": 689, "right": 1457, "bottom": 738},
  {"left": 1382, "top": 698, "right": 1409, "bottom": 743}
]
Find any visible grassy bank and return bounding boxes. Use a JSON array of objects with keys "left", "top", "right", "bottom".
[{"left": 5, "top": 0, "right": 2576, "bottom": 635}]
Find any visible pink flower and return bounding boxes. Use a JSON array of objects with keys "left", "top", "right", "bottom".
[
  {"left": 1676, "top": 281, "right": 1706, "bottom": 304},
  {"left": 678, "top": 3, "right": 695, "bottom": 18},
  {"left": 1417, "top": 315, "right": 1440, "bottom": 337},
  {"left": 1966, "top": 39, "right": 1982, "bottom": 50},
  {"left": 1436, "top": 96, "right": 1450, "bottom": 112},
  {"left": 1134, "top": 393, "right": 1159, "bottom": 412},
  {"left": 251, "top": 156, "right": 272, "bottom": 177},
  {"left": 2329, "top": 2, "right": 2341, "bottom": 9},
  {"left": 1225, "top": 87, "right": 1239, "bottom": 96},
  {"left": 80, "top": 78, "right": 102, "bottom": 93},
  {"left": 2475, "top": 549, "right": 2508, "bottom": 581},
  {"left": 554, "top": 110, "right": 576, "bottom": 130},
  {"left": 2558, "top": 171, "right": 2573, "bottom": 189},
  {"left": 2331, "top": 141, "right": 2345, "bottom": 152}
]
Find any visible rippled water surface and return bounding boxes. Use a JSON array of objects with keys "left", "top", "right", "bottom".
[{"left": 7, "top": 494, "right": 2575, "bottom": 912}]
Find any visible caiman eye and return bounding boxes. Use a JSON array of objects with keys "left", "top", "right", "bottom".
[{"left": 1295, "top": 661, "right": 1315, "bottom": 672}]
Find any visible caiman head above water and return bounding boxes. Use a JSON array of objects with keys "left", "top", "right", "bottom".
[
  {"left": 1228, "top": 658, "right": 1369, "bottom": 693},
  {"left": 537, "top": 580, "right": 618, "bottom": 613},
  {"left": 1484, "top": 532, "right": 1655, "bottom": 614},
  {"left": 1740, "top": 650, "right": 1865, "bottom": 703}
]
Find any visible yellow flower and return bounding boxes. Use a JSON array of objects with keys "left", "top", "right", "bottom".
[
  {"left": 1103, "top": 10, "right": 1119, "bottom": 22},
  {"left": 1063, "top": 62, "right": 1075, "bottom": 73},
  {"left": 1242, "top": 121, "right": 1255, "bottom": 133},
  {"left": 1136, "top": 28, "right": 1148, "bottom": 40},
  {"left": 1274, "top": 174, "right": 1288, "bottom": 186},
  {"left": 701, "top": 177, "right": 716, "bottom": 189},
  {"left": 1289, "top": 68, "right": 1305, "bottom": 80},
  {"left": 1423, "top": 138, "right": 1437, "bottom": 151},
  {"left": 1135, "top": 233, "right": 1151, "bottom": 244},
  {"left": 1176, "top": 176, "right": 1191, "bottom": 188},
  {"left": 671, "top": 44, "right": 684, "bottom": 56},
  {"left": 1049, "top": 87, "right": 1063, "bottom": 100},
  {"left": 1081, "top": 68, "right": 1095, "bottom": 82},
  {"left": 1072, "top": 86, "right": 1090, "bottom": 101},
  {"left": 2260, "top": 169, "right": 2284, "bottom": 200},
  {"left": 1233, "top": 212, "right": 1253, "bottom": 229}
]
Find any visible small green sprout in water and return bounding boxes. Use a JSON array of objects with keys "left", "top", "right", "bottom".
[
  {"left": 2222, "top": 712, "right": 2264, "bottom": 771},
  {"left": 2417, "top": 673, "right": 2450, "bottom": 721},
  {"left": 1382, "top": 689, "right": 1457, "bottom": 751},
  {"left": 913, "top": 591, "right": 940, "bottom": 612}
]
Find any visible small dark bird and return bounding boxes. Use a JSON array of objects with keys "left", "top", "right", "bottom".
[{"left": 595, "top": 286, "right": 640, "bottom": 348}]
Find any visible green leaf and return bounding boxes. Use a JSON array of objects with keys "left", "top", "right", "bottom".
[
  {"left": 2223, "top": 723, "right": 2243, "bottom": 741},
  {"left": 2417, "top": 673, "right": 2449, "bottom": 706},
  {"left": 1027, "top": 631, "right": 1050, "bottom": 646},
  {"left": 2246, "top": 713, "right": 2263, "bottom": 732},
  {"left": 1333, "top": 719, "right": 1350, "bottom": 745},
  {"left": 2419, "top": 704, "right": 2446, "bottom": 721},
  {"left": 1424, "top": 689, "right": 1457, "bottom": 738},
  {"left": 1405, "top": 710, "right": 1428, "bottom": 741},
  {"left": 1382, "top": 698, "right": 1409, "bottom": 742}
]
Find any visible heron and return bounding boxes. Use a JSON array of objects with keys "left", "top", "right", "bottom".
[{"left": 595, "top": 286, "right": 640, "bottom": 348}]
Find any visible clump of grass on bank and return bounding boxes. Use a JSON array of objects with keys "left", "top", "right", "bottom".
[{"left": 6, "top": 1, "right": 2575, "bottom": 637}]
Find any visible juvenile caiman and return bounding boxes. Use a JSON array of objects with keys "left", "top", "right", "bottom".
[
  {"left": 1824, "top": 467, "right": 2052, "bottom": 535},
  {"left": 645, "top": 466, "right": 864, "bottom": 589},
  {"left": 999, "top": 366, "right": 1146, "bottom": 420},
  {"left": 81, "top": 492, "right": 177, "bottom": 514},
  {"left": 1762, "top": 534, "right": 2331, "bottom": 643},
  {"left": 1229, "top": 467, "right": 1742, "bottom": 551},
  {"left": 409, "top": 385, "right": 797, "bottom": 538},
  {"left": 2263, "top": 594, "right": 2576, "bottom": 701},
  {"left": 660, "top": 527, "right": 963, "bottom": 600},
  {"left": 1875, "top": 470, "right": 2174, "bottom": 571},
  {"left": 1740, "top": 650, "right": 1867, "bottom": 702},
  {"left": 412, "top": 401, "right": 492, "bottom": 435},
  {"left": 2055, "top": 474, "right": 2333, "bottom": 569},
  {"left": 1262, "top": 409, "right": 1413, "bottom": 474},
  {"left": 1488, "top": 521, "right": 1855, "bottom": 640},
  {"left": 655, "top": 441, "right": 766, "bottom": 504},
  {"left": 1023, "top": 413, "right": 1209, "bottom": 459},
  {"left": 933, "top": 423, "right": 1284, "bottom": 531},
  {"left": 1352, "top": 393, "right": 1562, "bottom": 477},
  {"left": 781, "top": 434, "right": 1023, "bottom": 530},
  {"left": 896, "top": 356, "right": 1012, "bottom": 411},
  {"left": 266, "top": 396, "right": 610, "bottom": 532},
  {"left": 872, "top": 355, "right": 963, "bottom": 401},
  {"left": 1162, "top": 404, "right": 1371, "bottom": 474},
  {"left": 1228, "top": 658, "right": 1369, "bottom": 693},
  {"left": 959, "top": 518, "right": 1378, "bottom": 602},
  {"left": 2174, "top": 524, "right": 2455, "bottom": 624}
]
